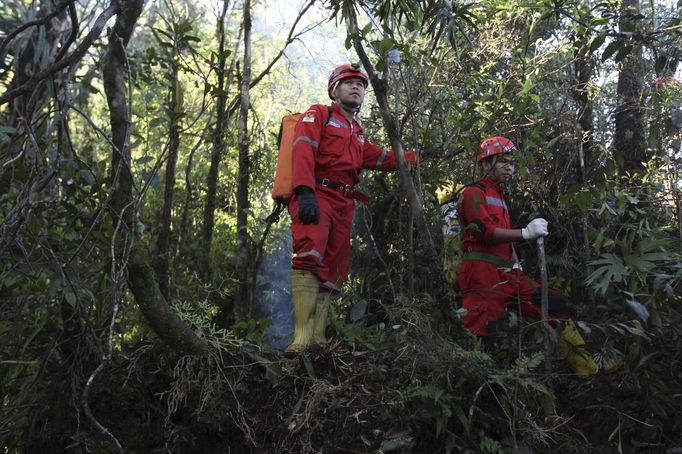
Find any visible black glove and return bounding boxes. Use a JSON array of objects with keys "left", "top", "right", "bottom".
[
  {"left": 420, "top": 146, "right": 440, "bottom": 159},
  {"left": 296, "top": 186, "right": 319, "bottom": 224}
]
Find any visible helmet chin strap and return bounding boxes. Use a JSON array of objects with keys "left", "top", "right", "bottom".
[
  {"left": 480, "top": 155, "right": 497, "bottom": 180},
  {"left": 338, "top": 101, "right": 361, "bottom": 113}
]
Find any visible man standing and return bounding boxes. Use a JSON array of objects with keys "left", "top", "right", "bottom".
[
  {"left": 457, "top": 136, "right": 598, "bottom": 377},
  {"left": 285, "top": 64, "right": 420, "bottom": 353}
]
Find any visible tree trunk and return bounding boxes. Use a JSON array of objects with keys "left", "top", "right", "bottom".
[
  {"left": 200, "top": 0, "right": 237, "bottom": 282},
  {"left": 649, "top": 0, "right": 681, "bottom": 241},
  {"left": 234, "top": 0, "right": 252, "bottom": 321},
  {"left": 154, "top": 51, "right": 181, "bottom": 300},
  {"left": 176, "top": 128, "right": 206, "bottom": 274},
  {"left": 574, "top": 28, "right": 595, "bottom": 176},
  {"left": 614, "top": 0, "right": 647, "bottom": 173},
  {"left": 573, "top": 0, "right": 596, "bottom": 257},
  {"left": 648, "top": 0, "right": 681, "bottom": 239},
  {"left": 345, "top": 11, "right": 440, "bottom": 284},
  {"left": 102, "top": 0, "right": 207, "bottom": 355},
  {"left": 198, "top": 1, "right": 309, "bottom": 287}
]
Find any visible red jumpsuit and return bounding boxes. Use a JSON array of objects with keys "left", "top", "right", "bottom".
[
  {"left": 457, "top": 177, "right": 569, "bottom": 336},
  {"left": 289, "top": 103, "right": 413, "bottom": 292}
]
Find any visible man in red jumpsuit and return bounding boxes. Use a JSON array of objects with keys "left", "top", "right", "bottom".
[
  {"left": 285, "top": 64, "right": 420, "bottom": 353},
  {"left": 457, "top": 136, "right": 598, "bottom": 377}
]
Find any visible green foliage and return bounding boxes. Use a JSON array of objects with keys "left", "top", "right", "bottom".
[
  {"left": 173, "top": 298, "right": 244, "bottom": 348},
  {"left": 573, "top": 178, "right": 682, "bottom": 330},
  {"left": 407, "top": 384, "right": 460, "bottom": 436},
  {"left": 480, "top": 432, "right": 506, "bottom": 454},
  {"left": 1, "top": 0, "right": 681, "bottom": 451}
]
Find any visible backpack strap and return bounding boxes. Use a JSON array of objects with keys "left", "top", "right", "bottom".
[
  {"left": 324, "top": 105, "right": 334, "bottom": 126},
  {"left": 440, "top": 180, "right": 487, "bottom": 207},
  {"left": 277, "top": 105, "right": 334, "bottom": 149}
]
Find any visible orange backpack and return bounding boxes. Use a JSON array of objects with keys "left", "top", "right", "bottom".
[{"left": 271, "top": 106, "right": 333, "bottom": 204}]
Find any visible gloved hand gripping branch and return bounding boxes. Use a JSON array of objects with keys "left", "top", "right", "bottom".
[
  {"left": 522, "top": 218, "right": 548, "bottom": 240},
  {"left": 296, "top": 186, "right": 319, "bottom": 224},
  {"left": 398, "top": 145, "right": 437, "bottom": 166},
  {"left": 420, "top": 146, "right": 440, "bottom": 157}
]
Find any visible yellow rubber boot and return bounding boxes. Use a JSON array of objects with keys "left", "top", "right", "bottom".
[
  {"left": 598, "top": 349, "right": 625, "bottom": 373},
  {"left": 312, "top": 292, "right": 331, "bottom": 346},
  {"left": 285, "top": 270, "right": 320, "bottom": 353},
  {"left": 560, "top": 320, "right": 599, "bottom": 378}
]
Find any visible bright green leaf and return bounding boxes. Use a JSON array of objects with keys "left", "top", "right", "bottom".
[
  {"left": 64, "top": 292, "right": 77, "bottom": 306},
  {"left": 379, "top": 37, "right": 395, "bottom": 54}
]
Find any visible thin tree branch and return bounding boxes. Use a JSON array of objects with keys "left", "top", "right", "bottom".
[
  {"left": 0, "top": 1, "right": 119, "bottom": 106},
  {"left": 0, "top": 0, "right": 77, "bottom": 59},
  {"left": 52, "top": 0, "right": 80, "bottom": 64},
  {"left": 249, "top": 0, "right": 315, "bottom": 88},
  {"left": 82, "top": 363, "right": 123, "bottom": 453},
  {"left": 226, "top": 0, "right": 317, "bottom": 115}
]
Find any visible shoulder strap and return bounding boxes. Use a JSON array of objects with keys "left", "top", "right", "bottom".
[
  {"left": 443, "top": 180, "right": 487, "bottom": 206},
  {"left": 324, "top": 105, "right": 334, "bottom": 126}
]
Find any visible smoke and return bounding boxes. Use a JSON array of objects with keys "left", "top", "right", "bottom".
[{"left": 256, "top": 220, "right": 294, "bottom": 351}]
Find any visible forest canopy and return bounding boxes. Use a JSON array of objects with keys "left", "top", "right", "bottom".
[{"left": 1, "top": 0, "right": 681, "bottom": 452}]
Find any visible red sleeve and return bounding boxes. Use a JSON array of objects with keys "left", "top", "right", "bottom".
[
  {"left": 460, "top": 187, "right": 498, "bottom": 243},
  {"left": 291, "top": 105, "right": 326, "bottom": 190},
  {"left": 361, "top": 143, "right": 419, "bottom": 171},
  {"left": 361, "top": 140, "right": 394, "bottom": 170}
]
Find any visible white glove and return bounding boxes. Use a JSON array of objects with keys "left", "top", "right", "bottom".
[{"left": 522, "top": 218, "right": 548, "bottom": 240}]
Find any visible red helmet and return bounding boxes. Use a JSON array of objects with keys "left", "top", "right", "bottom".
[
  {"left": 328, "top": 64, "right": 369, "bottom": 100},
  {"left": 477, "top": 136, "right": 517, "bottom": 164}
]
